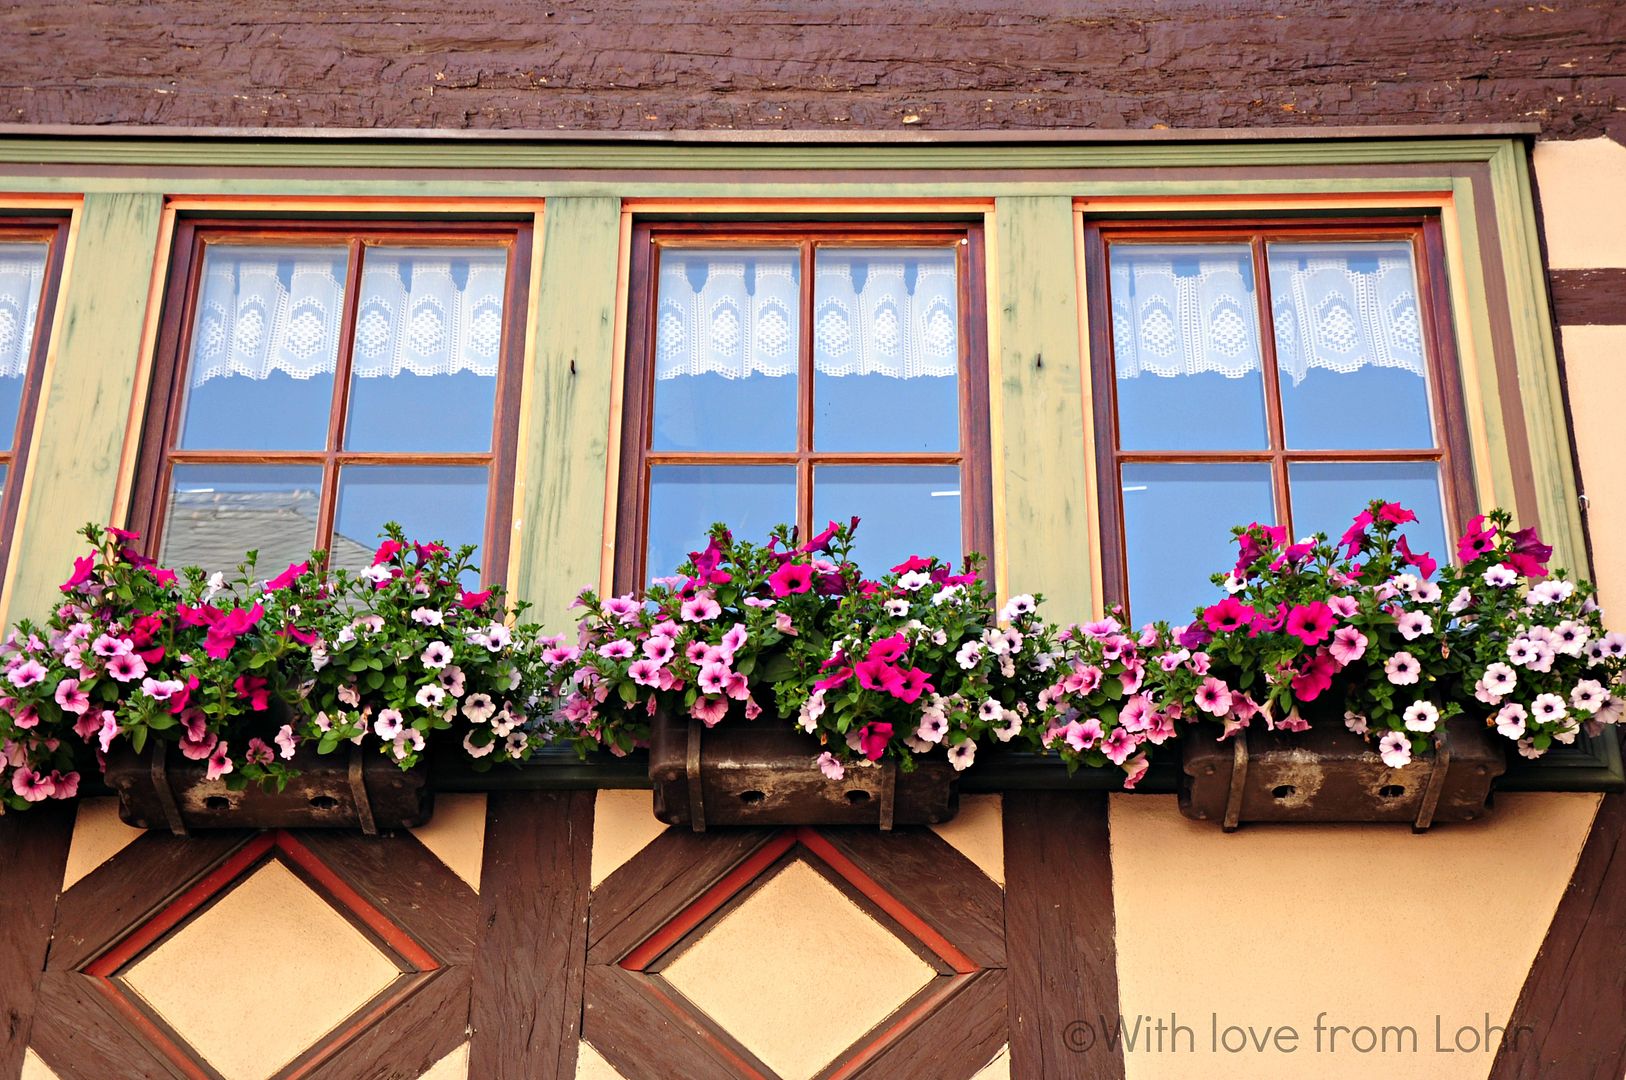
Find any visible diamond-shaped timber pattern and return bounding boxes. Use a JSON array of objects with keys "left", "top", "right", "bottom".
[
  {"left": 584, "top": 825, "right": 1009, "bottom": 1080},
  {"left": 29, "top": 827, "right": 478, "bottom": 1080}
]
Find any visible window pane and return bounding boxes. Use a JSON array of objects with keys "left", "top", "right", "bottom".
[
  {"left": 332, "top": 465, "right": 489, "bottom": 573},
  {"left": 646, "top": 465, "right": 795, "bottom": 582},
  {"left": 652, "top": 249, "right": 799, "bottom": 452},
  {"left": 1109, "top": 243, "right": 1269, "bottom": 451},
  {"left": 0, "top": 463, "right": 6, "bottom": 505},
  {"left": 813, "top": 465, "right": 962, "bottom": 578},
  {"left": 1122, "top": 462, "right": 1276, "bottom": 625},
  {"left": 1289, "top": 461, "right": 1448, "bottom": 569},
  {"left": 814, "top": 248, "right": 959, "bottom": 452},
  {"left": 160, "top": 464, "right": 322, "bottom": 573},
  {"left": 345, "top": 247, "right": 506, "bottom": 452},
  {"left": 1269, "top": 241, "right": 1435, "bottom": 450},
  {"left": 178, "top": 245, "right": 348, "bottom": 451},
  {"left": 0, "top": 242, "right": 49, "bottom": 452}
]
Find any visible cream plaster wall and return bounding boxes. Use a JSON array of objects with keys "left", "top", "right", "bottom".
[
  {"left": 1109, "top": 792, "right": 1599, "bottom": 1080},
  {"left": 1532, "top": 137, "right": 1626, "bottom": 269},
  {"left": 1563, "top": 324, "right": 1626, "bottom": 614},
  {"left": 60, "top": 797, "right": 143, "bottom": 891}
]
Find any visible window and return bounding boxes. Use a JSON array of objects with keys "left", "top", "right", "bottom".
[
  {"left": 0, "top": 219, "right": 69, "bottom": 582},
  {"left": 615, "top": 222, "right": 992, "bottom": 587},
  {"left": 1085, "top": 218, "right": 1475, "bottom": 623},
  {"left": 131, "top": 220, "right": 530, "bottom": 579}
]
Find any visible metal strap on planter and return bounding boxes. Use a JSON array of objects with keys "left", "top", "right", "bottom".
[
  {"left": 347, "top": 743, "right": 379, "bottom": 836},
  {"left": 1414, "top": 729, "right": 1452, "bottom": 832},
  {"left": 149, "top": 744, "right": 188, "bottom": 837},
  {"left": 1221, "top": 734, "right": 1249, "bottom": 832},
  {"left": 686, "top": 719, "right": 706, "bottom": 832}
]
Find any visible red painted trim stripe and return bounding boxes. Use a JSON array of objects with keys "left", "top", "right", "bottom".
[
  {"left": 83, "top": 832, "right": 273, "bottom": 977},
  {"left": 274, "top": 832, "right": 439, "bottom": 971},
  {"left": 89, "top": 973, "right": 214, "bottom": 1080},
  {"left": 825, "top": 974, "right": 972, "bottom": 1080},
  {"left": 640, "top": 975, "right": 771, "bottom": 1080},
  {"left": 795, "top": 828, "right": 979, "bottom": 975},
  {"left": 618, "top": 830, "right": 798, "bottom": 971}
]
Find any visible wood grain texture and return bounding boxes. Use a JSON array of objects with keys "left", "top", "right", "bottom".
[
  {"left": 814, "top": 827, "right": 1006, "bottom": 970},
  {"left": 1003, "top": 792, "right": 1123, "bottom": 1080},
  {"left": 1550, "top": 269, "right": 1626, "bottom": 326},
  {"left": 509, "top": 197, "right": 622, "bottom": 632},
  {"left": 0, "top": 192, "right": 164, "bottom": 629},
  {"left": 582, "top": 965, "right": 763, "bottom": 1080},
  {"left": 295, "top": 831, "right": 478, "bottom": 966},
  {"left": 0, "top": 804, "right": 72, "bottom": 1079},
  {"left": 0, "top": 3, "right": 1623, "bottom": 139},
  {"left": 48, "top": 829, "right": 253, "bottom": 973},
  {"left": 468, "top": 790, "right": 593, "bottom": 1080},
  {"left": 587, "top": 825, "right": 780, "bottom": 964},
  {"left": 847, "top": 969, "right": 1008, "bottom": 1080},
  {"left": 993, "top": 195, "right": 1092, "bottom": 622},
  {"left": 303, "top": 968, "right": 472, "bottom": 1080},
  {"left": 1489, "top": 792, "right": 1626, "bottom": 1080},
  {"left": 28, "top": 971, "right": 191, "bottom": 1080}
]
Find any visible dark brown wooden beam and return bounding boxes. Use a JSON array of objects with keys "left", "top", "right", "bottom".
[
  {"left": 1490, "top": 792, "right": 1626, "bottom": 1080},
  {"left": 0, "top": 804, "right": 72, "bottom": 1077},
  {"left": 468, "top": 790, "right": 594, "bottom": 1080},
  {"left": 1003, "top": 792, "right": 1124, "bottom": 1080},
  {"left": 1550, "top": 269, "right": 1626, "bottom": 327}
]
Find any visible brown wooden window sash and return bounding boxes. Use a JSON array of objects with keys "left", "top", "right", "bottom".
[
  {"left": 614, "top": 221, "right": 994, "bottom": 592},
  {"left": 1083, "top": 216, "right": 1478, "bottom": 616},
  {"left": 0, "top": 218, "right": 70, "bottom": 586},
  {"left": 129, "top": 218, "right": 532, "bottom": 581}
]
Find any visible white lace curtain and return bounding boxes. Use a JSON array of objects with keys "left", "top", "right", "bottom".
[
  {"left": 655, "top": 250, "right": 959, "bottom": 381},
  {"left": 1110, "top": 245, "right": 1426, "bottom": 386},
  {"left": 0, "top": 243, "right": 48, "bottom": 380},
  {"left": 188, "top": 246, "right": 508, "bottom": 386}
]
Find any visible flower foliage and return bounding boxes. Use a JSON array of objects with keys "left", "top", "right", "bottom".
[
  {"left": 1163, "top": 501, "right": 1624, "bottom": 765},
  {"left": 0, "top": 523, "right": 545, "bottom": 813},
  {"left": 544, "top": 519, "right": 1157, "bottom": 785}
]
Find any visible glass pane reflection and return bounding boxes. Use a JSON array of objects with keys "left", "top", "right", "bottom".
[
  {"left": 332, "top": 465, "right": 489, "bottom": 574},
  {"left": 814, "top": 248, "right": 959, "bottom": 452},
  {"left": 345, "top": 247, "right": 507, "bottom": 453},
  {"left": 178, "top": 245, "right": 348, "bottom": 451},
  {"left": 1109, "top": 243, "right": 1269, "bottom": 451},
  {"left": 1121, "top": 461, "right": 1276, "bottom": 626},
  {"left": 647, "top": 465, "right": 795, "bottom": 583},
  {"left": 161, "top": 464, "right": 323, "bottom": 574},
  {"left": 1289, "top": 461, "right": 1448, "bottom": 570},
  {"left": 0, "top": 242, "right": 50, "bottom": 452},
  {"left": 1268, "top": 241, "right": 1435, "bottom": 450},
  {"left": 652, "top": 249, "right": 799, "bottom": 453},
  {"left": 813, "top": 465, "right": 962, "bottom": 579}
]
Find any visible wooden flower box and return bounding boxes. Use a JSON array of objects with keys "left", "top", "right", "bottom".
[
  {"left": 103, "top": 742, "right": 432, "bottom": 835},
  {"left": 1180, "top": 716, "right": 1506, "bottom": 830},
  {"left": 647, "top": 707, "right": 960, "bottom": 831}
]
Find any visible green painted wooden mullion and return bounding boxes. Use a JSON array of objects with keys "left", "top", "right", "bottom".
[
  {"left": 508, "top": 197, "right": 622, "bottom": 633},
  {"left": 1, "top": 193, "right": 164, "bottom": 627},
  {"left": 992, "top": 196, "right": 1092, "bottom": 622}
]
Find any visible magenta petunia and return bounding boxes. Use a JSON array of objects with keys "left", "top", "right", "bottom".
[
  {"left": 768, "top": 562, "right": 816, "bottom": 597},
  {"left": 1202, "top": 597, "right": 1256, "bottom": 634},
  {"left": 857, "top": 721, "right": 892, "bottom": 761},
  {"left": 1284, "top": 602, "right": 1337, "bottom": 646}
]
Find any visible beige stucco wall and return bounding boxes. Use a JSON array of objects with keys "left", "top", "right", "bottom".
[{"left": 1110, "top": 792, "right": 1599, "bottom": 1080}]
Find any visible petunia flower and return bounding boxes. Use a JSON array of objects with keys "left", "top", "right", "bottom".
[
  {"left": 11, "top": 767, "right": 53, "bottom": 802},
  {"left": 768, "top": 563, "right": 815, "bottom": 597},
  {"left": 1284, "top": 602, "right": 1337, "bottom": 646},
  {"left": 1329, "top": 626, "right": 1368, "bottom": 666},
  {"left": 205, "top": 741, "right": 234, "bottom": 780},
  {"left": 817, "top": 751, "right": 845, "bottom": 781},
  {"left": 946, "top": 739, "right": 977, "bottom": 771},
  {"left": 690, "top": 695, "right": 729, "bottom": 727},
  {"left": 1378, "top": 730, "right": 1413, "bottom": 768},
  {"left": 1403, "top": 701, "right": 1439, "bottom": 733}
]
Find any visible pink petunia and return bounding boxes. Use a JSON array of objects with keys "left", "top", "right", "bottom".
[
  {"left": 768, "top": 562, "right": 815, "bottom": 597},
  {"left": 1203, "top": 597, "right": 1256, "bottom": 634},
  {"left": 60, "top": 555, "right": 96, "bottom": 593},
  {"left": 11, "top": 766, "right": 53, "bottom": 802},
  {"left": 274, "top": 725, "right": 299, "bottom": 760},
  {"left": 1284, "top": 603, "right": 1337, "bottom": 646},
  {"left": 266, "top": 561, "right": 309, "bottom": 592},
  {"left": 817, "top": 752, "right": 845, "bottom": 780},
  {"left": 690, "top": 695, "right": 729, "bottom": 726},
  {"left": 1194, "top": 677, "right": 1234, "bottom": 716},
  {"left": 206, "top": 741, "right": 234, "bottom": 780},
  {"left": 244, "top": 738, "right": 274, "bottom": 766},
  {"left": 858, "top": 721, "right": 893, "bottom": 761},
  {"left": 1329, "top": 626, "right": 1369, "bottom": 666},
  {"left": 680, "top": 593, "right": 722, "bottom": 622},
  {"left": 54, "top": 678, "right": 90, "bottom": 714},
  {"left": 1101, "top": 727, "right": 1137, "bottom": 766}
]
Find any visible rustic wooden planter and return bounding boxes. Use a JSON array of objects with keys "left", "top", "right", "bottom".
[
  {"left": 1180, "top": 716, "right": 1506, "bottom": 831},
  {"left": 648, "top": 708, "right": 960, "bottom": 831},
  {"left": 104, "top": 741, "right": 432, "bottom": 835}
]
